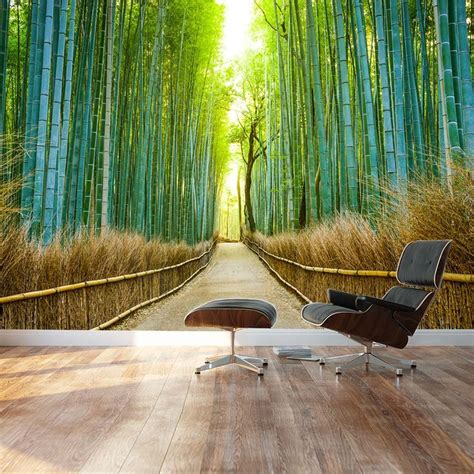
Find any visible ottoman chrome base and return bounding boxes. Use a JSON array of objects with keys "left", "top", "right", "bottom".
[{"left": 195, "top": 329, "right": 267, "bottom": 376}]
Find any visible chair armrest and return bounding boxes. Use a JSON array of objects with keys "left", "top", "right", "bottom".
[
  {"left": 355, "top": 296, "right": 416, "bottom": 313},
  {"left": 327, "top": 289, "right": 359, "bottom": 310}
]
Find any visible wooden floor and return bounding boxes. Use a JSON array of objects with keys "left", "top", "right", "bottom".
[{"left": 0, "top": 345, "right": 472, "bottom": 473}]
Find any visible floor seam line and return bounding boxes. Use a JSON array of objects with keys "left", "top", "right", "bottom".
[{"left": 118, "top": 353, "right": 176, "bottom": 473}]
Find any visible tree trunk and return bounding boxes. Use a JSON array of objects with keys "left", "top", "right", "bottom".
[
  {"left": 245, "top": 121, "right": 257, "bottom": 233},
  {"left": 237, "top": 167, "right": 243, "bottom": 239}
]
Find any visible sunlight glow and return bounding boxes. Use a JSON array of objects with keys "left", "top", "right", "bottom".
[
  {"left": 217, "top": 0, "right": 254, "bottom": 63},
  {"left": 224, "top": 147, "right": 241, "bottom": 191},
  {"left": 216, "top": 0, "right": 256, "bottom": 238}
]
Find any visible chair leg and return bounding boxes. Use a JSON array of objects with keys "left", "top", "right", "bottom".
[
  {"left": 367, "top": 354, "right": 404, "bottom": 376},
  {"left": 373, "top": 353, "right": 417, "bottom": 368},
  {"left": 288, "top": 352, "right": 366, "bottom": 364},
  {"left": 319, "top": 352, "right": 365, "bottom": 365},
  {"left": 287, "top": 355, "right": 322, "bottom": 362},
  {"left": 237, "top": 355, "right": 268, "bottom": 366},
  {"left": 234, "top": 355, "right": 264, "bottom": 375},
  {"left": 195, "top": 355, "right": 232, "bottom": 374},
  {"left": 334, "top": 354, "right": 368, "bottom": 374}
]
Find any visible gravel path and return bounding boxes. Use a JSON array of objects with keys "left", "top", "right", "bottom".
[{"left": 118, "top": 242, "right": 309, "bottom": 330}]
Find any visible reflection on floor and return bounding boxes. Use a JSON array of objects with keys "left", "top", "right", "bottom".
[{"left": 0, "top": 345, "right": 473, "bottom": 472}]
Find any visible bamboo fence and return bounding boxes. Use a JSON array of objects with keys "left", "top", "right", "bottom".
[
  {"left": 244, "top": 238, "right": 473, "bottom": 329},
  {"left": 0, "top": 240, "right": 216, "bottom": 330}
]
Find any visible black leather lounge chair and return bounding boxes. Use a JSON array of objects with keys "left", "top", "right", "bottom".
[{"left": 292, "top": 240, "right": 452, "bottom": 375}]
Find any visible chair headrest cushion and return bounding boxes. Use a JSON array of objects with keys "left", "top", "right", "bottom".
[{"left": 396, "top": 240, "right": 452, "bottom": 288}]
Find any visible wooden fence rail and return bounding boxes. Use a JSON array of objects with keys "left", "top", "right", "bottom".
[
  {"left": 244, "top": 239, "right": 473, "bottom": 283},
  {"left": 244, "top": 238, "right": 473, "bottom": 329},
  {"left": 1, "top": 240, "right": 216, "bottom": 330}
]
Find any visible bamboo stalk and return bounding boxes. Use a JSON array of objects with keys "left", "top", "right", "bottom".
[
  {"left": 374, "top": 0, "right": 396, "bottom": 186},
  {"left": 434, "top": 0, "right": 462, "bottom": 155},
  {"left": 43, "top": 0, "right": 68, "bottom": 244},
  {"left": 0, "top": 0, "right": 9, "bottom": 141},
  {"left": 305, "top": 0, "right": 331, "bottom": 218},
  {"left": 353, "top": 0, "right": 380, "bottom": 203},
  {"left": 333, "top": 0, "right": 358, "bottom": 211},
  {"left": 100, "top": 0, "right": 114, "bottom": 231},
  {"left": 456, "top": 0, "right": 474, "bottom": 159}
]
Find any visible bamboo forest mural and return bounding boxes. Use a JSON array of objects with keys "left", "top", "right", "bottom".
[{"left": 0, "top": 1, "right": 472, "bottom": 332}]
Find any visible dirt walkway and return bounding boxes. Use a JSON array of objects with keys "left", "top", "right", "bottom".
[{"left": 119, "top": 242, "right": 308, "bottom": 330}]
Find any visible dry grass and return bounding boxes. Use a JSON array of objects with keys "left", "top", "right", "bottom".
[
  {"left": 249, "top": 176, "right": 473, "bottom": 329},
  {"left": 386, "top": 175, "right": 473, "bottom": 274},
  {"left": 0, "top": 229, "right": 215, "bottom": 329},
  {"left": 253, "top": 174, "right": 473, "bottom": 272},
  {"left": 253, "top": 214, "right": 397, "bottom": 271},
  {"left": 0, "top": 141, "right": 23, "bottom": 228}
]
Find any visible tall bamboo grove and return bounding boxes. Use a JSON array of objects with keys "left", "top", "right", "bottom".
[
  {"left": 246, "top": 0, "right": 474, "bottom": 234},
  {"left": 0, "top": 0, "right": 229, "bottom": 245}
]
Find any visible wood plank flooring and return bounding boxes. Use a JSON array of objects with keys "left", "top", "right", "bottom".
[{"left": 0, "top": 345, "right": 472, "bottom": 473}]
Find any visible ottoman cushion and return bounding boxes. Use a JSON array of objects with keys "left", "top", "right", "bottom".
[{"left": 185, "top": 298, "right": 277, "bottom": 329}]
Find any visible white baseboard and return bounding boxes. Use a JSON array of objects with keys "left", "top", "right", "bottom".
[{"left": 0, "top": 329, "right": 472, "bottom": 347}]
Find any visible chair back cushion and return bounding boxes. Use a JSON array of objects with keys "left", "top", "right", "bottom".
[{"left": 396, "top": 240, "right": 452, "bottom": 288}]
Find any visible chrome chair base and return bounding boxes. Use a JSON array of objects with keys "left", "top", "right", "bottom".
[
  {"left": 289, "top": 338, "right": 416, "bottom": 376},
  {"left": 328, "top": 352, "right": 416, "bottom": 376},
  {"left": 196, "top": 354, "right": 267, "bottom": 375}
]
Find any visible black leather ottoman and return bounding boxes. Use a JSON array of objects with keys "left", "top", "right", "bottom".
[{"left": 184, "top": 298, "right": 277, "bottom": 375}]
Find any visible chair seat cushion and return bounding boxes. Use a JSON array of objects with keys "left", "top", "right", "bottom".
[
  {"left": 185, "top": 298, "right": 277, "bottom": 329},
  {"left": 302, "top": 302, "right": 359, "bottom": 326},
  {"left": 302, "top": 302, "right": 410, "bottom": 348}
]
